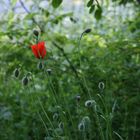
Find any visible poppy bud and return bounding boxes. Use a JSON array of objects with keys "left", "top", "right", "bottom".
[
  {"left": 53, "top": 113, "right": 59, "bottom": 121},
  {"left": 33, "top": 30, "right": 39, "bottom": 36},
  {"left": 13, "top": 68, "right": 20, "bottom": 78},
  {"left": 98, "top": 82, "right": 105, "bottom": 90},
  {"left": 78, "top": 122, "right": 85, "bottom": 131},
  {"left": 58, "top": 122, "right": 64, "bottom": 129},
  {"left": 37, "top": 61, "right": 44, "bottom": 70},
  {"left": 84, "top": 28, "right": 92, "bottom": 34},
  {"left": 75, "top": 95, "right": 81, "bottom": 102},
  {"left": 137, "top": 0, "right": 140, "bottom": 4},
  {"left": 82, "top": 116, "right": 90, "bottom": 129},
  {"left": 85, "top": 100, "right": 96, "bottom": 108},
  {"left": 46, "top": 69, "right": 52, "bottom": 75},
  {"left": 22, "top": 76, "right": 29, "bottom": 86}
]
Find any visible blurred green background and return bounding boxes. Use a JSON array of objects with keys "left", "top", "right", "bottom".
[{"left": 0, "top": 0, "right": 140, "bottom": 140}]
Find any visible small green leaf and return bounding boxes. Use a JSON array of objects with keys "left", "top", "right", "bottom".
[
  {"left": 52, "top": 0, "right": 63, "bottom": 8},
  {"left": 95, "top": 6, "right": 102, "bottom": 20},
  {"left": 87, "top": 0, "right": 94, "bottom": 7},
  {"left": 89, "top": 5, "right": 95, "bottom": 13}
]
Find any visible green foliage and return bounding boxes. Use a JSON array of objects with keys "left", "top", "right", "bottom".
[
  {"left": 0, "top": 0, "right": 140, "bottom": 140},
  {"left": 87, "top": 0, "right": 102, "bottom": 20},
  {"left": 89, "top": 5, "right": 95, "bottom": 14},
  {"left": 94, "top": 5, "right": 102, "bottom": 20},
  {"left": 87, "top": 0, "right": 94, "bottom": 7}
]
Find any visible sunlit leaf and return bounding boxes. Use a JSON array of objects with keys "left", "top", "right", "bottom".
[
  {"left": 52, "top": 0, "right": 63, "bottom": 8},
  {"left": 87, "top": 0, "right": 94, "bottom": 7},
  {"left": 89, "top": 5, "right": 95, "bottom": 13},
  {"left": 95, "top": 6, "right": 102, "bottom": 20}
]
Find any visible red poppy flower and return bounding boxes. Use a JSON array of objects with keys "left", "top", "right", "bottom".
[{"left": 31, "top": 42, "right": 46, "bottom": 59}]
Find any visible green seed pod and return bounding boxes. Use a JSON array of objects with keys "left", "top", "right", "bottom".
[
  {"left": 22, "top": 76, "right": 28, "bottom": 86},
  {"left": 13, "top": 68, "right": 20, "bottom": 78}
]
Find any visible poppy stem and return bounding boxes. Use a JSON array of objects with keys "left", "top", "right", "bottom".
[
  {"left": 52, "top": 41, "right": 87, "bottom": 94},
  {"left": 77, "top": 31, "right": 92, "bottom": 99}
]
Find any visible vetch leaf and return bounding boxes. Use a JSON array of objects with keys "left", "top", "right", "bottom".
[
  {"left": 87, "top": 0, "right": 94, "bottom": 7},
  {"left": 95, "top": 6, "right": 102, "bottom": 20},
  {"left": 89, "top": 5, "right": 95, "bottom": 13}
]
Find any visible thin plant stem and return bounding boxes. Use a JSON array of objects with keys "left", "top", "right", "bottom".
[
  {"left": 93, "top": 107, "right": 105, "bottom": 140},
  {"left": 30, "top": 75, "right": 60, "bottom": 137},
  {"left": 24, "top": 85, "right": 50, "bottom": 137},
  {"left": 97, "top": 93, "right": 113, "bottom": 140},
  {"left": 42, "top": 64, "right": 72, "bottom": 138},
  {"left": 132, "top": 117, "right": 137, "bottom": 140},
  {"left": 44, "top": 68, "right": 78, "bottom": 140},
  {"left": 77, "top": 34, "right": 92, "bottom": 99}
]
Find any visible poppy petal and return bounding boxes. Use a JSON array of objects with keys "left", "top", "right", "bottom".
[
  {"left": 31, "top": 45, "right": 40, "bottom": 58},
  {"left": 38, "top": 42, "right": 46, "bottom": 59}
]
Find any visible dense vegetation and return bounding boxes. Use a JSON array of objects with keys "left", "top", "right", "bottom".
[{"left": 0, "top": 0, "right": 140, "bottom": 140}]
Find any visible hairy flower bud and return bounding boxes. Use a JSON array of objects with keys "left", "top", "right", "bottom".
[
  {"left": 98, "top": 82, "right": 105, "bottom": 90},
  {"left": 85, "top": 100, "right": 96, "bottom": 108},
  {"left": 33, "top": 30, "right": 39, "bottom": 36},
  {"left": 78, "top": 122, "right": 85, "bottom": 131},
  {"left": 58, "top": 122, "right": 64, "bottom": 129},
  {"left": 13, "top": 68, "right": 20, "bottom": 78},
  {"left": 22, "top": 76, "right": 28, "bottom": 86},
  {"left": 53, "top": 113, "right": 59, "bottom": 121},
  {"left": 137, "top": 0, "right": 140, "bottom": 4},
  {"left": 82, "top": 116, "right": 90, "bottom": 124},
  {"left": 82, "top": 116, "right": 91, "bottom": 129},
  {"left": 75, "top": 95, "right": 81, "bottom": 102},
  {"left": 84, "top": 28, "right": 92, "bottom": 34},
  {"left": 37, "top": 61, "right": 44, "bottom": 70},
  {"left": 46, "top": 69, "right": 52, "bottom": 75}
]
